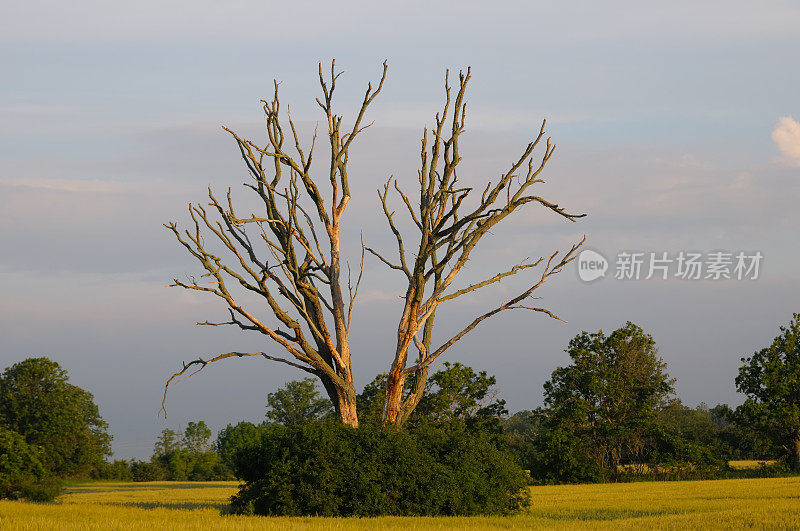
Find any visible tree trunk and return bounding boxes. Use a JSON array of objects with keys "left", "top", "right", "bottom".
[
  {"left": 337, "top": 391, "right": 359, "bottom": 428},
  {"left": 792, "top": 430, "right": 800, "bottom": 472},
  {"left": 383, "top": 370, "right": 406, "bottom": 425},
  {"left": 320, "top": 374, "right": 359, "bottom": 428}
]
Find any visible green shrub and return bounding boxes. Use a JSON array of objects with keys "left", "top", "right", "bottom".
[
  {"left": 216, "top": 422, "right": 266, "bottom": 471},
  {"left": 228, "top": 420, "right": 530, "bottom": 516},
  {"left": 130, "top": 460, "right": 166, "bottom": 482},
  {"left": 19, "top": 476, "right": 63, "bottom": 502},
  {"left": 154, "top": 449, "right": 233, "bottom": 481},
  {"left": 93, "top": 459, "right": 133, "bottom": 481},
  {"left": 0, "top": 426, "right": 62, "bottom": 501}
]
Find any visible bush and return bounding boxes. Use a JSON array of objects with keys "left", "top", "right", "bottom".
[
  {"left": 0, "top": 426, "right": 62, "bottom": 501},
  {"left": 526, "top": 425, "right": 606, "bottom": 484},
  {"left": 93, "top": 459, "right": 133, "bottom": 481},
  {"left": 216, "top": 422, "right": 266, "bottom": 471},
  {"left": 130, "top": 460, "right": 166, "bottom": 482},
  {"left": 18, "top": 477, "right": 63, "bottom": 502},
  {"left": 228, "top": 420, "right": 529, "bottom": 516},
  {"left": 154, "top": 450, "right": 233, "bottom": 481}
]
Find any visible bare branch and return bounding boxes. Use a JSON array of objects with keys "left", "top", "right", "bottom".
[
  {"left": 404, "top": 236, "right": 585, "bottom": 375},
  {"left": 438, "top": 257, "right": 544, "bottom": 303},
  {"left": 377, "top": 65, "right": 586, "bottom": 426},
  {"left": 161, "top": 351, "right": 317, "bottom": 417},
  {"left": 165, "top": 61, "right": 389, "bottom": 427},
  {"left": 347, "top": 234, "right": 366, "bottom": 334}
]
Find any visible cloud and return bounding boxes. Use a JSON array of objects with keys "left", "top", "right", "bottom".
[
  {"left": 0, "top": 177, "right": 140, "bottom": 193},
  {"left": 772, "top": 117, "right": 800, "bottom": 167}
]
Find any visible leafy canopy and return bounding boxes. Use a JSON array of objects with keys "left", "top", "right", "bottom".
[
  {"left": 537, "top": 322, "right": 675, "bottom": 478},
  {"left": 735, "top": 313, "right": 800, "bottom": 469},
  {"left": 0, "top": 357, "right": 111, "bottom": 477},
  {"left": 266, "top": 378, "right": 333, "bottom": 426}
]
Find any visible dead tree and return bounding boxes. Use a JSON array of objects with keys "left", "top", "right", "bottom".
[
  {"left": 163, "top": 62, "right": 584, "bottom": 428},
  {"left": 367, "top": 67, "right": 585, "bottom": 425},
  {"left": 162, "top": 61, "right": 387, "bottom": 427}
]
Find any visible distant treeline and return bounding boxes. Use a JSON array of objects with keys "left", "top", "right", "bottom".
[{"left": 3, "top": 314, "right": 799, "bottom": 511}]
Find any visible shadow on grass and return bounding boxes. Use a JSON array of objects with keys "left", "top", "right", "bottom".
[
  {"left": 67, "top": 483, "right": 237, "bottom": 494},
  {"left": 529, "top": 508, "right": 685, "bottom": 522},
  {"left": 103, "top": 501, "right": 231, "bottom": 512}
]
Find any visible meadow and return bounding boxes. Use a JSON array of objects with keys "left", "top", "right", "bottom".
[{"left": 1, "top": 477, "right": 799, "bottom": 529}]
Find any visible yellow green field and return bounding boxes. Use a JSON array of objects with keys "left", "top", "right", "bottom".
[
  {"left": 727, "top": 459, "right": 778, "bottom": 470},
  {"left": 1, "top": 477, "right": 799, "bottom": 529}
]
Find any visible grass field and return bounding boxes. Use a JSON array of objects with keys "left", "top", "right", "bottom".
[
  {"left": 727, "top": 459, "right": 778, "bottom": 469},
  {"left": 1, "top": 477, "right": 799, "bottom": 529}
]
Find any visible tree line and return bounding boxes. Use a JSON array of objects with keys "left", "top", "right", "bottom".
[{"left": 3, "top": 314, "right": 798, "bottom": 510}]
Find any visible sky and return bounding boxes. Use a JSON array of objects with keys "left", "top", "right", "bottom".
[{"left": 1, "top": 1, "right": 799, "bottom": 459}]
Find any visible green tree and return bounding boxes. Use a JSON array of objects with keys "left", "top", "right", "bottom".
[
  {"left": 355, "top": 373, "right": 390, "bottom": 423},
  {"left": 266, "top": 378, "right": 333, "bottom": 426},
  {"left": 153, "top": 428, "right": 181, "bottom": 457},
  {"left": 538, "top": 323, "right": 675, "bottom": 478},
  {"left": 147, "top": 420, "right": 231, "bottom": 481},
  {"left": 356, "top": 364, "right": 507, "bottom": 428},
  {"left": 657, "top": 402, "right": 720, "bottom": 447},
  {"left": 94, "top": 459, "right": 133, "bottom": 481},
  {"left": 735, "top": 313, "right": 800, "bottom": 470},
  {"left": 0, "top": 357, "right": 111, "bottom": 477},
  {"left": 710, "top": 404, "right": 777, "bottom": 460},
  {"left": 503, "top": 410, "right": 540, "bottom": 441},
  {"left": 414, "top": 362, "right": 507, "bottom": 427},
  {"left": 183, "top": 421, "right": 212, "bottom": 453}
]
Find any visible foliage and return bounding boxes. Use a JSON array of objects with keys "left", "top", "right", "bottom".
[
  {"left": 215, "top": 422, "right": 267, "bottom": 472},
  {"left": 228, "top": 420, "right": 530, "bottom": 516},
  {"left": 355, "top": 373, "right": 388, "bottom": 422},
  {"left": 526, "top": 418, "right": 606, "bottom": 483},
  {"left": 183, "top": 421, "right": 213, "bottom": 453},
  {"left": 0, "top": 426, "right": 62, "bottom": 501},
  {"left": 658, "top": 402, "right": 720, "bottom": 447},
  {"left": 414, "top": 362, "right": 507, "bottom": 429},
  {"left": 153, "top": 428, "right": 181, "bottom": 457},
  {"left": 153, "top": 450, "right": 232, "bottom": 481},
  {"left": 136, "top": 421, "right": 232, "bottom": 481},
  {"left": 130, "top": 460, "right": 166, "bottom": 482},
  {"left": 710, "top": 404, "right": 778, "bottom": 460},
  {"left": 532, "top": 323, "right": 676, "bottom": 481},
  {"left": 126, "top": 420, "right": 234, "bottom": 482},
  {"left": 266, "top": 378, "right": 332, "bottom": 426},
  {"left": 357, "top": 364, "right": 508, "bottom": 430},
  {"left": 735, "top": 313, "right": 800, "bottom": 470},
  {"left": 93, "top": 459, "right": 133, "bottom": 481},
  {"left": 0, "top": 357, "right": 111, "bottom": 477},
  {"left": 503, "top": 410, "right": 540, "bottom": 441}
]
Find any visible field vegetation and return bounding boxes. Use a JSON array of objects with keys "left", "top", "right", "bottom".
[
  {"left": 2, "top": 478, "right": 800, "bottom": 529},
  {"left": 2, "top": 317, "right": 798, "bottom": 521}
]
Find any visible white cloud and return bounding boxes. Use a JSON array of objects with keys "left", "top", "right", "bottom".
[{"left": 772, "top": 116, "right": 800, "bottom": 167}]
